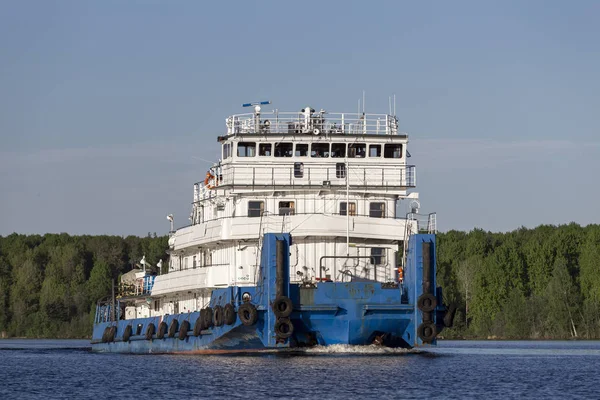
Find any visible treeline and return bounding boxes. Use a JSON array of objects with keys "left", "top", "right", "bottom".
[
  {"left": 0, "top": 233, "right": 168, "bottom": 338},
  {"left": 1, "top": 224, "right": 599, "bottom": 339},
  {"left": 437, "top": 223, "right": 600, "bottom": 339}
]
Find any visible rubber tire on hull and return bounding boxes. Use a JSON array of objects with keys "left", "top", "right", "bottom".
[
  {"left": 213, "top": 306, "right": 224, "bottom": 327},
  {"left": 223, "top": 303, "right": 236, "bottom": 325},
  {"left": 202, "top": 308, "right": 214, "bottom": 329},
  {"left": 417, "top": 322, "right": 437, "bottom": 343},
  {"left": 123, "top": 325, "right": 133, "bottom": 342},
  {"left": 193, "top": 316, "right": 203, "bottom": 336},
  {"left": 157, "top": 321, "right": 168, "bottom": 339},
  {"left": 102, "top": 327, "right": 110, "bottom": 343},
  {"left": 145, "top": 323, "right": 155, "bottom": 340},
  {"left": 417, "top": 293, "right": 438, "bottom": 313},
  {"left": 272, "top": 296, "right": 293, "bottom": 318},
  {"left": 168, "top": 320, "right": 179, "bottom": 338},
  {"left": 107, "top": 326, "right": 117, "bottom": 343},
  {"left": 238, "top": 303, "right": 258, "bottom": 326},
  {"left": 275, "top": 318, "right": 294, "bottom": 339},
  {"left": 178, "top": 320, "right": 190, "bottom": 341}
]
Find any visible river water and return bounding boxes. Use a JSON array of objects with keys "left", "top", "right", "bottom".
[{"left": 0, "top": 340, "right": 598, "bottom": 399}]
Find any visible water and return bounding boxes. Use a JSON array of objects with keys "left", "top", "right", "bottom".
[{"left": 1, "top": 340, "right": 598, "bottom": 399}]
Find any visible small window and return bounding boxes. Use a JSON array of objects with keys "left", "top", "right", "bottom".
[
  {"left": 223, "top": 143, "right": 231, "bottom": 159},
  {"left": 279, "top": 201, "right": 295, "bottom": 216},
  {"left": 294, "top": 162, "right": 304, "bottom": 178},
  {"left": 238, "top": 142, "right": 256, "bottom": 157},
  {"left": 336, "top": 162, "right": 346, "bottom": 178},
  {"left": 340, "top": 202, "right": 356, "bottom": 216},
  {"left": 370, "top": 202, "right": 385, "bottom": 218},
  {"left": 184, "top": 257, "right": 189, "bottom": 270},
  {"left": 275, "top": 142, "right": 293, "bottom": 157},
  {"left": 370, "top": 248, "right": 385, "bottom": 265},
  {"left": 259, "top": 143, "right": 272, "bottom": 156},
  {"left": 369, "top": 144, "right": 381, "bottom": 157},
  {"left": 384, "top": 144, "right": 402, "bottom": 159},
  {"left": 311, "top": 143, "right": 330, "bottom": 157},
  {"left": 331, "top": 143, "right": 346, "bottom": 158},
  {"left": 193, "top": 256, "right": 197, "bottom": 269},
  {"left": 248, "top": 201, "right": 264, "bottom": 217},
  {"left": 295, "top": 143, "right": 308, "bottom": 157},
  {"left": 348, "top": 143, "right": 366, "bottom": 158}
]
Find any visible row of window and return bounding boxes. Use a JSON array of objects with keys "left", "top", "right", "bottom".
[
  {"left": 247, "top": 201, "right": 386, "bottom": 218},
  {"left": 223, "top": 142, "right": 403, "bottom": 159}
]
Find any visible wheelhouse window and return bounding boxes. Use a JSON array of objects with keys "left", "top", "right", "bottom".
[
  {"left": 238, "top": 142, "right": 256, "bottom": 157},
  {"left": 259, "top": 143, "right": 272, "bottom": 156},
  {"left": 369, "top": 202, "right": 385, "bottom": 218},
  {"left": 348, "top": 143, "right": 366, "bottom": 158},
  {"left": 295, "top": 143, "right": 308, "bottom": 157},
  {"left": 370, "top": 248, "right": 385, "bottom": 265},
  {"left": 336, "top": 162, "right": 346, "bottom": 178},
  {"left": 340, "top": 202, "right": 356, "bottom": 216},
  {"left": 279, "top": 201, "right": 295, "bottom": 216},
  {"left": 223, "top": 143, "right": 231, "bottom": 159},
  {"left": 275, "top": 142, "right": 293, "bottom": 157},
  {"left": 384, "top": 144, "right": 402, "bottom": 159},
  {"left": 311, "top": 143, "right": 330, "bottom": 158},
  {"left": 369, "top": 144, "right": 381, "bottom": 157},
  {"left": 331, "top": 143, "right": 346, "bottom": 158},
  {"left": 193, "top": 255, "right": 197, "bottom": 269},
  {"left": 248, "top": 201, "right": 264, "bottom": 217},
  {"left": 294, "top": 162, "right": 304, "bottom": 178}
]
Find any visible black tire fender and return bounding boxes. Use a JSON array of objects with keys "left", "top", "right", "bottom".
[
  {"left": 238, "top": 303, "right": 258, "bottom": 326},
  {"left": 123, "top": 325, "right": 132, "bottom": 342},
  {"left": 178, "top": 320, "right": 190, "bottom": 341},
  {"left": 417, "top": 322, "right": 437, "bottom": 343},
  {"left": 157, "top": 321, "right": 167, "bottom": 339},
  {"left": 274, "top": 318, "right": 294, "bottom": 339},
  {"left": 272, "top": 296, "right": 293, "bottom": 318},
  {"left": 168, "top": 319, "right": 179, "bottom": 338},
  {"left": 224, "top": 303, "right": 236, "bottom": 325},
  {"left": 145, "top": 323, "right": 155, "bottom": 340},
  {"left": 417, "top": 293, "right": 438, "bottom": 313},
  {"left": 203, "top": 307, "right": 214, "bottom": 329},
  {"left": 213, "top": 305, "right": 224, "bottom": 327},
  {"left": 193, "top": 316, "right": 203, "bottom": 336}
]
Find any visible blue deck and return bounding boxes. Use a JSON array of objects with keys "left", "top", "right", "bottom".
[{"left": 92, "top": 233, "right": 451, "bottom": 353}]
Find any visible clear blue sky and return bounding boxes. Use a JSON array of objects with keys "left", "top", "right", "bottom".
[{"left": 1, "top": 0, "right": 599, "bottom": 235}]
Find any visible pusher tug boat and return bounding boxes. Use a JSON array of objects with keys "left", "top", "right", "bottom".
[{"left": 91, "top": 102, "right": 456, "bottom": 353}]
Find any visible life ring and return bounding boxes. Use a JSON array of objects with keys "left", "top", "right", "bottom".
[
  {"left": 178, "top": 320, "right": 190, "bottom": 341},
  {"left": 224, "top": 303, "right": 236, "bottom": 325},
  {"left": 272, "top": 296, "right": 293, "bottom": 318},
  {"left": 274, "top": 318, "right": 294, "bottom": 339},
  {"left": 193, "top": 315, "right": 203, "bottom": 336},
  {"left": 213, "top": 305, "right": 224, "bottom": 327},
  {"left": 145, "top": 323, "right": 155, "bottom": 340},
  {"left": 168, "top": 319, "right": 179, "bottom": 338},
  {"left": 238, "top": 303, "right": 258, "bottom": 326},
  {"left": 157, "top": 321, "right": 167, "bottom": 339},
  {"left": 204, "top": 171, "right": 215, "bottom": 189},
  {"left": 202, "top": 307, "right": 214, "bottom": 329},
  {"left": 417, "top": 322, "right": 437, "bottom": 343},
  {"left": 417, "top": 293, "right": 438, "bottom": 313},
  {"left": 123, "top": 325, "right": 133, "bottom": 342}
]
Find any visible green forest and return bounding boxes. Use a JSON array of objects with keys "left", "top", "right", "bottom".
[{"left": 0, "top": 223, "right": 599, "bottom": 339}]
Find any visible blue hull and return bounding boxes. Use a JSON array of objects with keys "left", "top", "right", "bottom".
[{"left": 92, "top": 234, "right": 448, "bottom": 354}]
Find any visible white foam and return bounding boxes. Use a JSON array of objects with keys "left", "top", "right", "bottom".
[{"left": 299, "top": 344, "right": 417, "bottom": 355}]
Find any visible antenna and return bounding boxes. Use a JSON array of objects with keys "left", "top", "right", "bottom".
[
  {"left": 362, "top": 90, "right": 365, "bottom": 113},
  {"left": 393, "top": 94, "right": 396, "bottom": 116},
  {"left": 242, "top": 101, "right": 271, "bottom": 107},
  {"left": 166, "top": 214, "right": 174, "bottom": 232},
  {"left": 389, "top": 96, "right": 392, "bottom": 115}
]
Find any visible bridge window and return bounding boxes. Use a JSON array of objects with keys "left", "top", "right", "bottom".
[
  {"left": 369, "top": 144, "right": 381, "bottom": 157},
  {"left": 370, "top": 248, "right": 385, "bottom": 265},
  {"left": 279, "top": 201, "right": 295, "bottom": 216},
  {"left": 384, "top": 144, "right": 402, "bottom": 159},
  {"left": 294, "top": 162, "right": 304, "bottom": 178},
  {"left": 331, "top": 143, "right": 346, "bottom": 158},
  {"left": 275, "top": 142, "right": 293, "bottom": 157},
  {"left": 295, "top": 143, "right": 308, "bottom": 157},
  {"left": 238, "top": 142, "right": 256, "bottom": 157},
  {"left": 223, "top": 143, "right": 231, "bottom": 159},
  {"left": 259, "top": 143, "right": 272, "bottom": 156},
  {"left": 248, "top": 201, "right": 264, "bottom": 217},
  {"left": 348, "top": 143, "right": 366, "bottom": 158},
  {"left": 311, "top": 143, "right": 330, "bottom": 157},
  {"left": 336, "top": 162, "right": 346, "bottom": 178},
  {"left": 340, "top": 202, "right": 356, "bottom": 216},
  {"left": 370, "top": 202, "right": 385, "bottom": 218}
]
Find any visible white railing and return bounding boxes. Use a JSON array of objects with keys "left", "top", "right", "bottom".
[
  {"left": 226, "top": 111, "right": 400, "bottom": 136},
  {"left": 206, "top": 163, "right": 416, "bottom": 189}
]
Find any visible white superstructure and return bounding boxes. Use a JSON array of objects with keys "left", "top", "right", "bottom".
[{"left": 123, "top": 104, "right": 435, "bottom": 320}]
